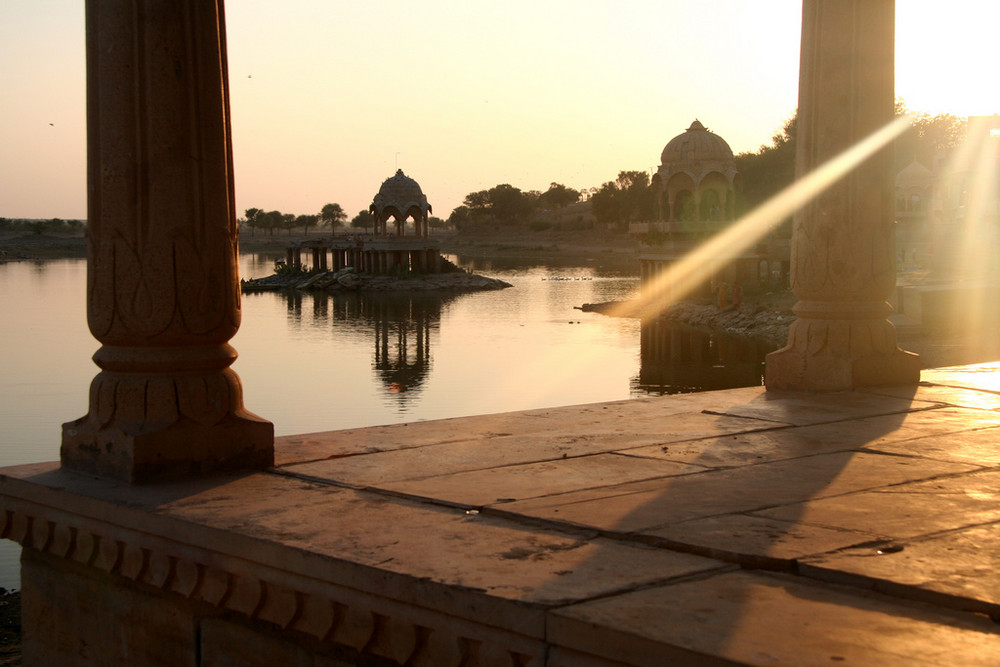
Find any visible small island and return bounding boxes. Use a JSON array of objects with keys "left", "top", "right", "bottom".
[
  {"left": 242, "top": 170, "right": 512, "bottom": 294},
  {"left": 241, "top": 262, "right": 511, "bottom": 294}
]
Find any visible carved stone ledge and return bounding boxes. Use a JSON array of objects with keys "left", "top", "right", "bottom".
[{"left": 1, "top": 502, "right": 545, "bottom": 666}]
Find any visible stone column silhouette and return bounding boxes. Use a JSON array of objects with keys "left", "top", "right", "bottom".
[
  {"left": 61, "top": 0, "right": 274, "bottom": 482},
  {"left": 765, "top": 0, "right": 920, "bottom": 390}
]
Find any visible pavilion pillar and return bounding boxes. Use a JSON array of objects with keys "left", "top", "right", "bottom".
[
  {"left": 765, "top": 0, "right": 919, "bottom": 390},
  {"left": 62, "top": 0, "right": 274, "bottom": 482}
]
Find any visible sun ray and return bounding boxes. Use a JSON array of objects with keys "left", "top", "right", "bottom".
[{"left": 608, "top": 115, "right": 914, "bottom": 320}]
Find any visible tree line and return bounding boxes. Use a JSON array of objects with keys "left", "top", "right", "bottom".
[
  {"left": 243, "top": 204, "right": 448, "bottom": 236},
  {"left": 0, "top": 217, "right": 86, "bottom": 235},
  {"left": 446, "top": 104, "right": 968, "bottom": 232}
]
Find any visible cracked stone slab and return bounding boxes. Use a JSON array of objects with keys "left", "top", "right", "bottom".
[
  {"left": 497, "top": 452, "right": 978, "bottom": 534},
  {"left": 549, "top": 570, "right": 1000, "bottom": 666},
  {"left": 800, "top": 522, "right": 1000, "bottom": 617}
]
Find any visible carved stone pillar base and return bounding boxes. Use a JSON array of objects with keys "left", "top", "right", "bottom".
[
  {"left": 62, "top": 345, "right": 273, "bottom": 483},
  {"left": 765, "top": 301, "right": 920, "bottom": 390}
]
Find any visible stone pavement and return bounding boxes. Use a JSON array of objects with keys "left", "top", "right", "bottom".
[{"left": 3, "top": 364, "right": 1000, "bottom": 664}]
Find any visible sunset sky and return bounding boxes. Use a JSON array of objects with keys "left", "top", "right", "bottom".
[{"left": 1, "top": 1, "right": 997, "bottom": 222}]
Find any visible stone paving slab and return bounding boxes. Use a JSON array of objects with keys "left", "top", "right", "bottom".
[
  {"left": 489, "top": 451, "right": 977, "bottom": 535},
  {"left": 800, "top": 522, "right": 1000, "bottom": 618},
  {"left": 617, "top": 406, "right": 1000, "bottom": 469},
  {"left": 701, "top": 387, "right": 939, "bottom": 426},
  {"left": 373, "top": 454, "right": 705, "bottom": 508},
  {"left": 645, "top": 513, "right": 877, "bottom": 563},
  {"left": 921, "top": 362, "right": 1000, "bottom": 392},
  {"left": 755, "top": 469, "right": 1000, "bottom": 540},
  {"left": 280, "top": 411, "right": 776, "bottom": 487},
  {"left": 549, "top": 570, "right": 1000, "bottom": 666},
  {"left": 866, "top": 383, "right": 1000, "bottom": 410},
  {"left": 862, "top": 425, "right": 1000, "bottom": 466}
]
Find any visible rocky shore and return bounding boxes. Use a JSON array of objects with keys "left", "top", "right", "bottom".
[
  {"left": 241, "top": 266, "right": 512, "bottom": 294},
  {"left": 581, "top": 297, "right": 794, "bottom": 348}
]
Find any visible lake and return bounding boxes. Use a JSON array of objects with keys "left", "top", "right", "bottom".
[{"left": 0, "top": 253, "right": 773, "bottom": 588}]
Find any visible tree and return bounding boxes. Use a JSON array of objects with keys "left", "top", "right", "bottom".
[
  {"left": 733, "top": 113, "right": 797, "bottom": 216},
  {"left": 447, "top": 205, "right": 474, "bottom": 230},
  {"left": 244, "top": 207, "right": 263, "bottom": 238},
  {"left": 537, "top": 182, "right": 581, "bottom": 210},
  {"left": 487, "top": 184, "right": 530, "bottom": 222},
  {"left": 462, "top": 190, "right": 491, "bottom": 214},
  {"left": 281, "top": 213, "right": 296, "bottom": 235},
  {"left": 320, "top": 203, "right": 347, "bottom": 232},
  {"left": 894, "top": 102, "right": 967, "bottom": 170},
  {"left": 296, "top": 214, "right": 320, "bottom": 235},
  {"left": 261, "top": 210, "right": 283, "bottom": 236},
  {"left": 350, "top": 209, "right": 373, "bottom": 231},
  {"left": 428, "top": 216, "right": 447, "bottom": 229},
  {"left": 586, "top": 171, "right": 653, "bottom": 227}
]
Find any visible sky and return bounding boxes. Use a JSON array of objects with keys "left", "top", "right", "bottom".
[{"left": 1, "top": 1, "right": 998, "bottom": 222}]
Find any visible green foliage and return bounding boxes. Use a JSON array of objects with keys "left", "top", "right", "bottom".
[
  {"left": 588, "top": 171, "right": 653, "bottom": 226},
  {"left": 733, "top": 113, "right": 797, "bottom": 216}
]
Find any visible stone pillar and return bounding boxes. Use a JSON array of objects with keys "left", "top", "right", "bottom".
[
  {"left": 765, "top": 0, "right": 919, "bottom": 390},
  {"left": 62, "top": 0, "right": 274, "bottom": 482}
]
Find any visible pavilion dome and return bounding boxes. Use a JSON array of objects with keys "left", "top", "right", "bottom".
[
  {"left": 660, "top": 119, "right": 735, "bottom": 166},
  {"left": 371, "top": 169, "right": 430, "bottom": 215}
]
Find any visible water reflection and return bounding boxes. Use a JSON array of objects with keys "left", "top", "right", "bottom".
[
  {"left": 633, "top": 318, "right": 776, "bottom": 394},
  {"left": 273, "top": 290, "right": 456, "bottom": 408}
]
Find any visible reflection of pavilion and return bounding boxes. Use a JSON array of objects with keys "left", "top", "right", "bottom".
[
  {"left": 372, "top": 296, "right": 439, "bottom": 397},
  {"left": 276, "top": 290, "right": 449, "bottom": 399},
  {"left": 633, "top": 318, "right": 776, "bottom": 394}
]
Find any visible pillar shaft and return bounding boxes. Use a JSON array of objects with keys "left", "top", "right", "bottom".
[
  {"left": 62, "top": 0, "right": 273, "bottom": 482},
  {"left": 765, "top": 0, "right": 919, "bottom": 390}
]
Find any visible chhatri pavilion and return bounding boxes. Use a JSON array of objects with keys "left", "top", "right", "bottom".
[{"left": 635, "top": 120, "right": 776, "bottom": 302}]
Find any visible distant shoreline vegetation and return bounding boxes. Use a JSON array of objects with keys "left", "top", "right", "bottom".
[{"left": 0, "top": 217, "right": 86, "bottom": 235}]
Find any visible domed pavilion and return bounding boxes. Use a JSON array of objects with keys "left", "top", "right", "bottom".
[
  {"left": 638, "top": 120, "right": 771, "bottom": 302},
  {"left": 652, "top": 119, "right": 741, "bottom": 235},
  {"left": 370, "top": 169, "right": 432, "bottom": 238}
]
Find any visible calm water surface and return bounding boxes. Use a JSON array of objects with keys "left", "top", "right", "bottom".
[{"left": 0, "top": 254, "right": 772, "bottom": 587}]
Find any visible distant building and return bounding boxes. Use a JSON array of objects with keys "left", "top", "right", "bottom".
[{"left": 632, "top": 120, "right": 776, "bottom": 303}]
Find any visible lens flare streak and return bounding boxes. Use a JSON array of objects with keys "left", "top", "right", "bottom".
[{"left": 611, "top": 115, "right": 913, "bottom": 319}]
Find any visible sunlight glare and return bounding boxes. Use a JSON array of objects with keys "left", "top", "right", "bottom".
[
  {"left": 611, "top": 116, "right": 914, "bottom": 319},
  {"left": 944, "top": 117, "right": 1000, "bottom": 334}
]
